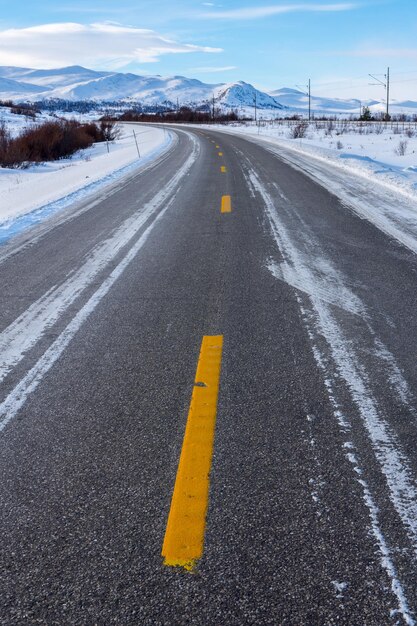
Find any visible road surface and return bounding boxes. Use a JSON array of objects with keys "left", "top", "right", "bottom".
[{"left": 1, "top": 126, "right": 417, "bottom": 625}]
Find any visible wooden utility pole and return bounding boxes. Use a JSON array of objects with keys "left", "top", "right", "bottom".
[{"left": 132, "top": 129, "right": 141, "bottom": 158}]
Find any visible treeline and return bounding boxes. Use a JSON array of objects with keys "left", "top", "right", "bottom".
[
  {"left": 0, "top": 100, "right": 39, "bottom": 118},
  {"left": 115, "top": 107, "right": 239, "bottom": 124},
  {"left": 0, "top": 119, "right": 119, "bottom": 168}
]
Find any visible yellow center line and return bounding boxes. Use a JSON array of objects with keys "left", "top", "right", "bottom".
[
  {"left": 162, "top": 335, "right": 224, "bottom": 572},
  {"left": 221, "top": 195, "right": 232, "bottom": 213},
  {"left": 221, "top": 166, "right": 227, "bottom": 173},
  {"left": 218, "top": 152, "right": 223, "bottom": 157},
  {"left": 215, "top": 145, "right": 220, "bottom": 148}
]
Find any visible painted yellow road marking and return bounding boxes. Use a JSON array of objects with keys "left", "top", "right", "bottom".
[
  {"left": 221, "top": 166, "right": 227, "bottom": 173},
  {"left": 221, "top": 195, "right": 232, "bottom": 213},
  {"left": 218, "top": 152, "right": 223, "bottom": 157},
  {"left": 216, "top": 145, "right": 220, "bottom": 148},
  {"left": 162, "top": 336, "right": 223, "bottom": 571}
]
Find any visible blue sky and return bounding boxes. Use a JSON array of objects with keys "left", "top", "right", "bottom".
[{"left": 0, "top": 1, "right": 416, "bottom": 100}]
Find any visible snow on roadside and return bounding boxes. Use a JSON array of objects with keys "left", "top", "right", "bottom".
[
  {"left": 0, "top": 123, "right": 171, "bottom": 245},
  {"left": 211, "top": 120, "right": 417, "bottom": 201}
]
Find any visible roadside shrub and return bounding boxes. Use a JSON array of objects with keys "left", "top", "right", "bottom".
[
  {"left": 395, "top": 140, "right": 408, "bottom": 156},
  {"left": 336, "top": 140, "right": 343, "bottom": 150},
  {"left": 291, "top": 122, "right": 308, "bottom": 139},
  {"left": 0, "top": 119, "right": 110, "bottom": 168},
  {"left": 325, "top": 120, "right": 334, "bottom": 136},
  {"left": 0, "top": 120, "right": 11, "bottom": 162}
]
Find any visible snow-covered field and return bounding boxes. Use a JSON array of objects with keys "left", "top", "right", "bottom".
[
  {"left": 0, "top": 120, "right": 171, "bottom": 245},
  {"left": 212, "top": 120, "right": 417, "bottom": 200}
]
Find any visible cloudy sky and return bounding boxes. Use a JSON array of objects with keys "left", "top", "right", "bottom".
[{"left": 0, "top": 0, "right": 416, "bottom": 99}]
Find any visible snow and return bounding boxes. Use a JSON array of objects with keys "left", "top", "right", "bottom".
[
  {"left": 0, "top": 133, "right": 199, "bottom": 390},
  {"left": 0, "top": 122, "right": 171, "bottom": 245},
  {"left": 212, "top": 120, "right": 417, "bottom": 199},
  {"left": 204, "top": 119, "right": 417, "bottom": 264},
  {"left": 243, "top": 166, "right": 416, "bottom": 624},
  {"left": 0, "top": 139, "right": 199, "bottom": 433}
]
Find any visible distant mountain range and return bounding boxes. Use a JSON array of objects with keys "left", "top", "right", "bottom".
[
  {"left": 0, "top": 65, "right": 283, "bottom": 112},
  {"left": 0, "top": 65, "right": 416, "bottom": 116}
]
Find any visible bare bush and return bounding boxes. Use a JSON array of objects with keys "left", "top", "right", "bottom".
[
  {"left": 0, "top": 120, "right": 11, "bottom": 164},
  {"left": 324, "top": 120, "right": 334, "bottom": 136},
  {"left": 0, "top": 119, "right": 108, "bottom": 168},
  {"left": 336, "top": 140, "right": 343, "bottom": 150},
  {"left": 99, "top": 120, "right": 122, "bottom": 142},
  {"left": 291, "top": 122, "right": 308, "bottom": 139},
  {"left": 395, "top": 140, "right": 408, "bottom": 156},
  {"left": 406, "top": 128, "right": 415, "bottom": 138}
]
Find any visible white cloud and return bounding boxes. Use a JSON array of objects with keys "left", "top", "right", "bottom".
[
  {"left": 201, "top": 3, "right": 357, "bottom": 19},
  {"left": 0, "top": 22, "right": 222, "bottom": 69}
]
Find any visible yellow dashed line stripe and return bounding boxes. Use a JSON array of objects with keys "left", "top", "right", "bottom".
[
  {"left": 162, "top": 336, "right": 224, "bottom": 572},
  {"left": 221, "top": 195, "right": 232, "bottom": 213}
]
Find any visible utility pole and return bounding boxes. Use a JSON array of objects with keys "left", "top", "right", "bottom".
[
  {"left": 369, "top": 67, "right": 390, "bottom": 120},
  {"left": 296, "top": 79, "right": 311, "bottom": 121},
  {"left": 212, "top": 93, "right": 215, "bottom": 121},
  {"left": 132, "top": 129, "right": 141, "bottom": 158},
  {"left": 254, "top": 91, "right": 257, "bottom": 123}
]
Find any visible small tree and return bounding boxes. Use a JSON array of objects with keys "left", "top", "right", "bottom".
[
  {"left": 99, "top": 120, "right": 122, "bottom": 142},
  {"left": 291, "top": 122, "right": 308, "bottom": 139}
]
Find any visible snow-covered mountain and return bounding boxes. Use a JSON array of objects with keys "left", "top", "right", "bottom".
[
  {"left": 214, "top": 81, "right": 283, "bottom": 110},
  {"left": 270, "top": 88, "right": 368, "bottom": 114},
  {"left": 0, "top": 65, "right": 284, "bottom": 111}
]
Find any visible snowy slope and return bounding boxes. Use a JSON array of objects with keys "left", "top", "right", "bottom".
[
  {"left": 0, "top": 65, "right": 110, "bottom": 89},
  {"left": 0, "top": 77, "right": 45, "bottom": 99}
]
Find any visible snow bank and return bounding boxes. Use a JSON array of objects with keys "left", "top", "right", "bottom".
[{"left": 0, "top": 123, "right": 171, "bottom": 245}]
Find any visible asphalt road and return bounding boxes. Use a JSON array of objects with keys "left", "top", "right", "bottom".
[{"left": 1, "top": 126, "right": 417, "bottom": 625}]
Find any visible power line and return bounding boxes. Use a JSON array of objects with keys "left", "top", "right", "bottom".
[
  {"left": 369, "top": 66, "right": 390, "bottom": 119},
  {"left": 296, "top": 79, "right": 311, "bottom": 120}
]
